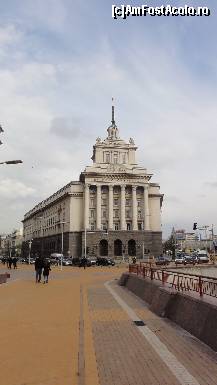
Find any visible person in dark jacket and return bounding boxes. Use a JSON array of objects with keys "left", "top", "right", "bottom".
[
  {"left": 8, "top": 257, "right": 13, "bottom": 269},
  {"left": 43, "top": 259, "right": 51, "bottom": 284},
  {"left": 12, "top": 257, "right": 18, "bottom": 269},
  {"left": 80, "top": 257, "right": 87, "bottom": 269},
  {"left": 35, "top": 256, "right": 44, "bottom": 283}
]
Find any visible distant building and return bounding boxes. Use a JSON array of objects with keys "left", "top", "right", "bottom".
[
  {"left": 185, "top": 232, "right": 200, "bottom": 242},
  {"left": 175, "top": 229, "right": 185, "bottom": 241},
  {"left": 0, "top": 228, "right": 23, "bottom": 256},
  {"left": 174, "top": 228, "right": 215, "bottom": 251},
  {"left": 22, "top": 105, "right": 163, "bottom": 259}
]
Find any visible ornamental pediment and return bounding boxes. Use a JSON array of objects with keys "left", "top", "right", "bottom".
[
  {"left": 88, "top": 174, "right": 150, "bottom": 183},
  {"left": 106, "top": 164, "right": 127, "bottom": 173}
]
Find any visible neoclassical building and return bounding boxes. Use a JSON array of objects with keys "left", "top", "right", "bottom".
[{"left": 22, "top": 106, "right": 163, "bottom": 259}]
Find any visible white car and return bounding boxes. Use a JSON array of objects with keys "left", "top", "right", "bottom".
[
  {"left": 62, "top": 258, "right": 72, "bottom": 266},
  {"left": 175, "top": 256, "right": 186, "bottom": 265},
  {"left": 197, "top": 253, "right": 209, "bottom": 263}
]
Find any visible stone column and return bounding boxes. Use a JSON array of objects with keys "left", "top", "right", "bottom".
[
  {"left": 132, "top": 185, "right": 138, "bottom": 230},
  {"left": 96, "top": 184, "right": 102, "bottom": 230},
  {"left": 84, "top": 184, "right": 90, "bottom": 229},
  {"left": 108, "top": 185, "right": 113, "bottom": 230},
  {"left": 120, "top": 185, "right": 126, "bottom": 230},
  {"left": 144, "top": 184, "right": 150, "bottom": 230}
]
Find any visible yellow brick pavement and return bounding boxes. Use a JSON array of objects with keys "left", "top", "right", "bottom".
[{"left": 1, "top": 265, "right": 217, "bottom": 385}]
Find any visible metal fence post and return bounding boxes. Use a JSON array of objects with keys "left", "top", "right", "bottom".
[
  {"left": 162, "top": 270, "right": 165, "bottom": 285},
  {"left": 177, "top": 275, "right": 180, "bottom": 291},
  {"left": 199, "top": 276, "right": 203, "bottom": 297}
]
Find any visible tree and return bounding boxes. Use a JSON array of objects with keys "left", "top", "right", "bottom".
[{"left": 163, "top": 228, "right": 176, "bottom": 259}]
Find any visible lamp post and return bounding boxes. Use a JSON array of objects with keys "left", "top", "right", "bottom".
[
  {"left": 0, "top": 160, "right": 23, "bottom": 165},
  {"left": 58, "top": 221, "right": 65, "bottom": 271},
  {"left": 28, "top": 239, "right": 33, "bottom": 265},
  {"left": 84, "top": 226, "right": 87, "bottom": 259},
  {"left": 1, "top": 125, "right": 23, "bottom": 165}
]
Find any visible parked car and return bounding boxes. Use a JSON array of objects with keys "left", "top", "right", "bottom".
[
  {"left": 197, "top": 253, "right": 209, "bottom": 263},
  {"left": 96, "top": 257, "right": 115, "bottom": 266},
  {"left": 175, "top": 256, "right": 186, "bottom": 265},
  {"left": 18, "top": 257, "right": 28, "bottom": 264},
  {"left": 62, "top": 258, "right": 73, "bottom": 266},
  {"left": 88, "top": 257, "right": 97, "bottom": 266},
  {"left": 50, "top": 253, "right": 63, "bottom": 265},
  {"left": 155, "top": 256, "right": 170, "bottom": 266},
  {"left": 183, "top": 255, "right": 195, "bottom": 264},
  {"left": 71, "top": 257, "right": 81, "bottom": 266},
  {"left": 29, "top": 258, "right": 36, "bottom": 264}
]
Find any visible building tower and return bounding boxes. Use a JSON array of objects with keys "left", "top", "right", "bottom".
[{"left": 80, "top": 102, "right": 163, "bottom": 258}]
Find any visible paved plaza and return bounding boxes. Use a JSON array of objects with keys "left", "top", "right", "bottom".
[{"left": 1, "top": 265, "right": 217, "bottom": 385}]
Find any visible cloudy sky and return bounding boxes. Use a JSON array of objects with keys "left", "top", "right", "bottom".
[{"left": 0, "top": 0, "right": 216, "bottom": 238}]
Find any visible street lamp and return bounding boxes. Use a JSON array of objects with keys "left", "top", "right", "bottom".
[
  {"left": 58, "top": 221, "right": 65, "bottom": 271},
  {"left": 0, "top": 124, "right": 23, "bottom": 165},
  {"left": 28, "top": 239, "right": 33, "bottom": 265},
  {"left": 0, "top": 160, "right": 23, "bottom": 165}
]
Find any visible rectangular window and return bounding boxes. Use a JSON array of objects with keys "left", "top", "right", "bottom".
[
  {"left": 126, "top": 210, "right": 130, "bottom": 218},
  {"left": 138, "top": 223, "right": 143, "bottom": 230},
  {"left": 114, "top": 223, "right": 119, "bottom": 230},
  {"left": 127, "top": 223, "right": 131, "bottom": 231},
  {"left": 137, "top": 200, "right": 141, "bottom": 207},
  {"left": 102, "top": 210, "right": 107, "bottom": 218},
  {"left": 90, "top": 210, "right": 95, "bottom": 218},
  {"left": 113, "top": 152, "right": 118, "bottom": 164},
  {"left": 105, "top": 153, "right": 110, "bottom": 163},
  {"left": 102, "top": 223, "right": 107, "bottom": 231},
  {"left": 90, "top": 223, "right": 95, "bottom": 231},
  {"left": 114, "top": 198, "right": 118, "bottom": 206},
  {"left": 126, "top": 199, "right": 131, "bottom": 206},
  {"left": 138, "top": 211, "right": 142, "bottom": 219},
  {"left": 114, "top": 210, "right": 119, "bottom": 218}
]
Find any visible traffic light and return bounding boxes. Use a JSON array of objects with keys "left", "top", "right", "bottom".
[{"left": 193, "top": 222, "right": 197, "bottom": 230}]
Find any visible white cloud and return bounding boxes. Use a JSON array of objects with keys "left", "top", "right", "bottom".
[
  {"left": 0, "top": 24, "right": 22, "bottom": 46},
  {"left": 0, "top": 179, "right": 35, "bottom": 199},
  {"left": 0, "top": 3, "right": 217, "bottom": 238}
]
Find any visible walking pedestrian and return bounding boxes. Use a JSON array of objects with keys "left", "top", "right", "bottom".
[
  {"left": 43, "top": 259, "right": 51, "bottom": 284},
  {"left": 35, "top": 255, "right": 44, "bottom": 283},
  {"left": 8, "top": 257, "right": 13, "bottom": 269},
  {"left": 81, "top": 257, "right": 87, "bottom": 269},
  {"left": 12, "top": 257, "right": 18, "bottom": 269}
]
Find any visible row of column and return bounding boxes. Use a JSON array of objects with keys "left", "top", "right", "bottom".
[{"left": 84, "top": 184, "right": 150, "bottom": 231}]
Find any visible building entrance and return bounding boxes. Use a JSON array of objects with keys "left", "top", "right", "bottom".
[
  {"left": 114, "top": 239, "right": 122, "bottom": 256},
  {"left": 128, "top": 239, "right": 136, "bottom": 256},
  {"left": 99, "top": 239, "right": 108, "bottom": 256}
]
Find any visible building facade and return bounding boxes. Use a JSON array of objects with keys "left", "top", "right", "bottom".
[
  {"left": 22, "top": 107, "right": 163, "bottom": 259},
  {"left": 0, "top": 228, "right": 23, "bottom": 257}
]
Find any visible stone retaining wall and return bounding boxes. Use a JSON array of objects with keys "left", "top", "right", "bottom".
[
  {"left": 119, "top": 273, "right": 217, "bottom": 351},
  {"left": 0, "top": 273, "right": 10, "bottom": 284}
]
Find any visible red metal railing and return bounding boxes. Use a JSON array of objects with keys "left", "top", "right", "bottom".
[{"left": 129, "top": 263, "right": 217, "bottom": 298}]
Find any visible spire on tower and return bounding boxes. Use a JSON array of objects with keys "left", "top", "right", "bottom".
[
  {"left": 111, "top": 97, "right": 115, "bottom": 125},
  {"left": 107, "top": 97, "right": 119, "bottom": 140}
]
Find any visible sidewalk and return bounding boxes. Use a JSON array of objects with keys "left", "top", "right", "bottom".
[{"left": 0, "top": 265, "right": 217, "bottom": 385}]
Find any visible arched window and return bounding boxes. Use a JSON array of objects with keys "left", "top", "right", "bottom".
[
  {"left": 99, "top": 239, "right": 108, "bottom": 256},
  {"left": 114, "top": 239, "right": 122, "bottom": 256},
  {"left": 128, "top": 239, "right": 136, "bottom": 256}
]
